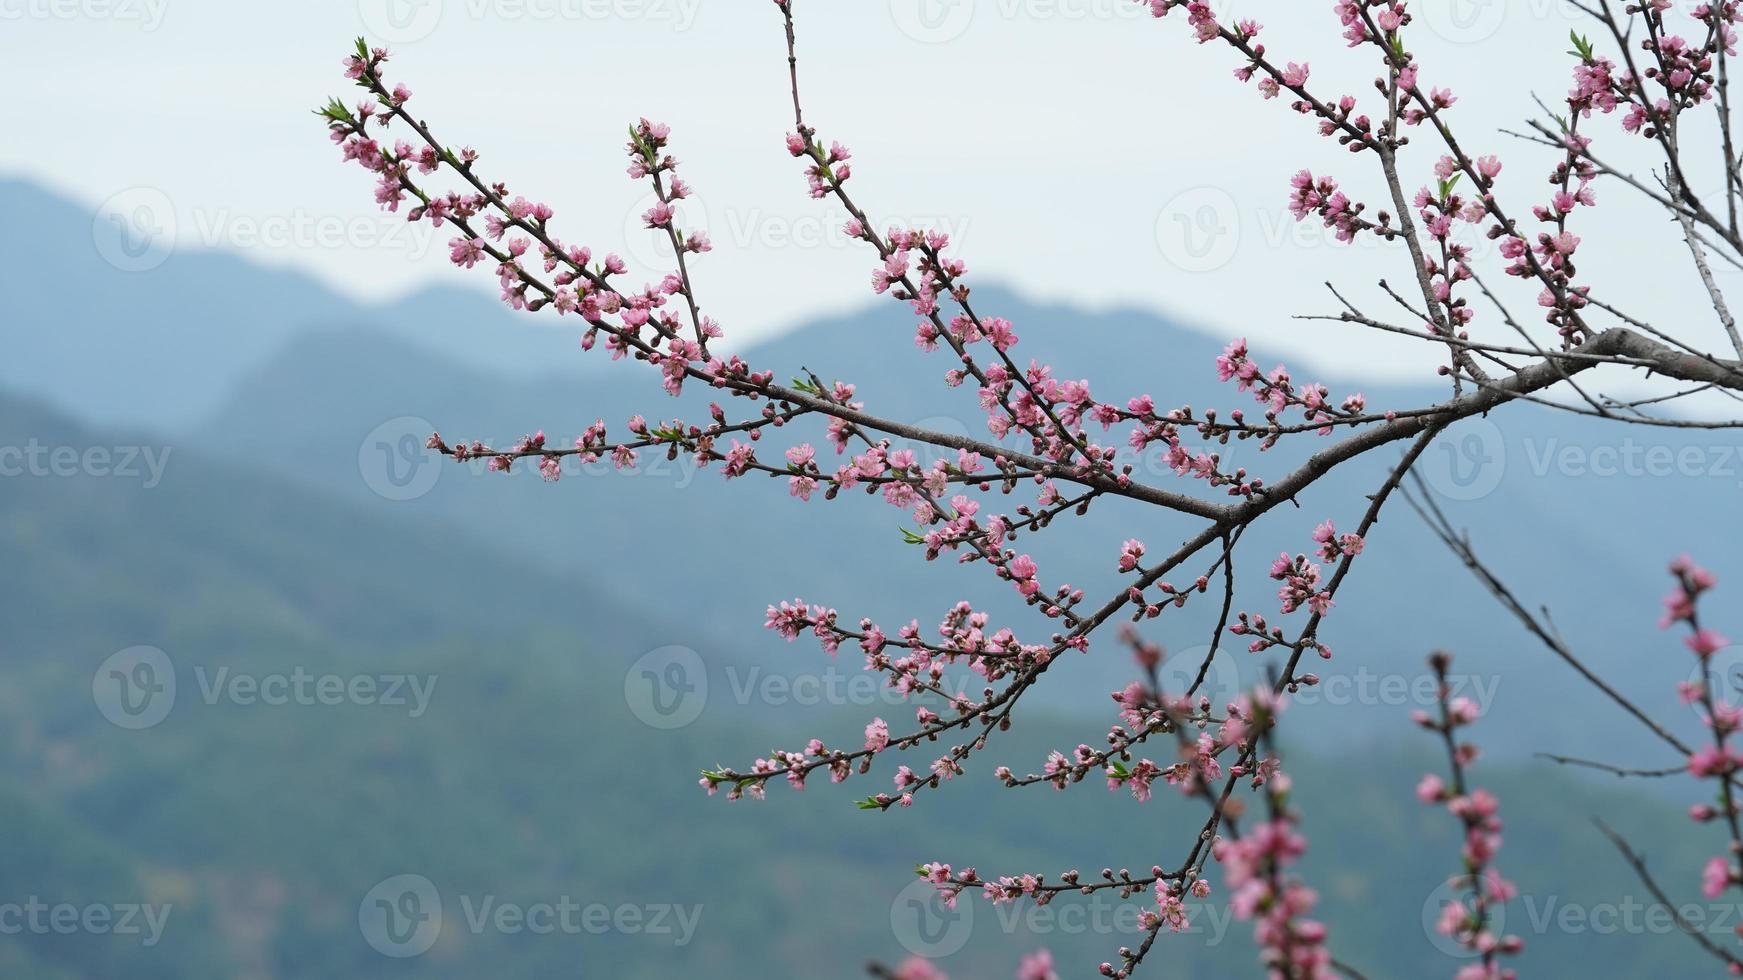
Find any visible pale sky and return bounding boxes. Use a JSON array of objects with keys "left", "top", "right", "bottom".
[{"left": 4, "top": 0, "right": 1734, "bottom": 384}]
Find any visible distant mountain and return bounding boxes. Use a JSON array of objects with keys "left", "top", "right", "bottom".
[
  {"left": 0, "top": 178, "right": 594, "bottom": 431},
  {"left": 8, "top": 173, "right": 1733, "bottom": 764},
  {"left": 0, "top": 387, "right": 734, "bottom": 664},
  {"left": 0, "top": 391, "right": 1725, "bottom": 978},
  {"left": 187, "top": 287, "right": 1743, "bottom": 771}
]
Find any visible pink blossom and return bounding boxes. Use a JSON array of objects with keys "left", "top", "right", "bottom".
[{"left": 865, "top": 717, "right": 890, "bottom": 753}]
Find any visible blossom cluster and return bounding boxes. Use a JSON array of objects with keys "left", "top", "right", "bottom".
[
  {"left": 316, "top": 0, "right": 1743, "bottom": 974},
  {"left": 1664, "top": 558, "right": 1743, "bottom": 920},
  {"left": 1414, "top": 652, "right": 1523, "bottom": 979}
]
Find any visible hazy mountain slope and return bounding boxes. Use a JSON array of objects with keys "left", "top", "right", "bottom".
[
  {"left": 187, "top": 290, "right": 1743, "bottom": 771},
  {"left": 0, "top": 179, "right": 593, "bottom": 431},
  {"left": 0, "top": 394, "right": 1727, "bottom": 978},
  {"left": 0, "top": 391, "right": 707, "bottom": 660}
]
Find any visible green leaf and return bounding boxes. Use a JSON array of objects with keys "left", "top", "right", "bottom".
[
  {"left": 1568, "top": 30, "right": 1594, "bottom": 62},
  {"left": 899, "top": 527, "right": 926, "bottom": 545},
  {"left": 854, "top": 797, "right": 885, "bottom": 810},
  {"left": 627, "top": 125, "right": 653, "bottom": 160},
  {"left": 314, "top": 97, "right": 354, "bottom": 123}
]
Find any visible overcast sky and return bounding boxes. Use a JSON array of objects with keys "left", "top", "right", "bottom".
[{"left": 4, "top": 0, "right": 1734, "bottom": 385}]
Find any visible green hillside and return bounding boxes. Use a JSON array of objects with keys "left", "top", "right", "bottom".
[{"left": 0, "top": 392, "right": 1728, "bottom": 977}]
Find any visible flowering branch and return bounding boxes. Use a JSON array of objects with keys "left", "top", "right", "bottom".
[
  {"left": 314, "top": 0, "right": 1743, "bottom": 974},
  {"left": 1415, "top": 651, "right": 1523, "bottom": 978}
]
